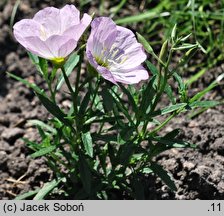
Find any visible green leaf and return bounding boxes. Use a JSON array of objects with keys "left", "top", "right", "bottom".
[
  {"left": 160, "top": 103, "right": 187, "bottom": 115},
  {"left": 146, "top": 61, "right": 159, "bottom": 76},
  {"left": 154, "top": 137, "right": 196, "bottom": 149},
  {"left": 164, "top": 83, "right": 176, "bottom": 104},
  {"left": 172, "top": 43, "right": 198, "bottom": 51},
  {"left": 115, "top": 1, "right": 169, "bottom": 25},
  {"left": 92, "top": 134, "right": 117, "bottom": 143},
  {"left": 173, "top": 72, "right": 185, "bottom": 91},
  {"left": 109, "top": 89, "right": 134, "bottom": 124},
  {"left": 22, "top": 138, "right": 41, "bottom": 151},
  {"left": 150, "top": 162, "right": 177, "bottom": 191},
  {"left": 27, "top": 119, "right": 57, "bottom": 134},
  {"left": 148, "top": 136, "right": 195, "bottom": 159},
  {"left": 27, "top": 52, "right": 39, "bottom": 65},
  {"left": 36, "top": 92, "right": 72, "bottom": 127},
  {"left": 31, "top": 145, "right": 56, "bottom": 158},
  {"left": 120, "top": 126, "right": 135, "bottom": 141},
  {"left": 79, "top": 91, "right": 91, "bottom": 116},
  {"left": 82, "top": 132, "right": 93, "bottom": 158},
  {"left": 190, "top": 100, "right": 220, "bottom": 108},
  {"left": 7, "top": 72, "right": 44, "bottom": 95},
  {"left": 119, "top": 84, "right": 137, "bottom": 113},
  {"left": 190, "top": 81, "right": 217, "bottom": 103},
  {"left": 101, "top": 87, "right": 114, "bottom": 112},
  {"left": 138, "top": 75, "right": 156, "bottom": 119},
  {"left": 15, "top": 189, "right": 40, "bottom": 200},
  {"left": 146, "top": 61, "right": 175, "bottom": 103},
  {"left": 33, "top": 178, "right": 63, "bottom": 200},
  {"left": 79, "top": 154, "right": 92, "bottom": 194},
  {"left": 57, "top": 53, "right": 79, "bottom": 90},
  {"left": 163, "top": 129, "right": 180, "bottom": 139},
  {"left": 39, "top": 57, "right": 48, "bottom": 79}
]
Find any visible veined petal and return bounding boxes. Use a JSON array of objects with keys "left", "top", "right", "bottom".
[
  {"left": 87, "top": 51, "right": 117, "bottom": 84},
  {"left": 59, "top": 5, "right": 80, "bottom": 32},
  {"left": 19, "top": 36, "right": 55, "bottom": 59},
  {"left": 112, "top": 65, "right": 149, "bottom": 84},
  {"left": 87, "top": 17, "right": 117, "bottom": 57},
  {"left": 113, "top": 26, "right": 147, "bottom": 69},
  {"left": 33, "top": 7, "right": 61, "bottom": 36},
  {"left": 14, "top": 4, "right": 91, "bottom": 60},
  {"left": 63, "top": 13, "right": 92, "bottom": 41},
  {"left": 13, "top": 19, "right": 41, "bottom": 37},
  {"left": 45, "top": 35, "right": 77, "bottom": 58},
  {"left": 86, "top": 17, "right": 149, "bottom": 84}
]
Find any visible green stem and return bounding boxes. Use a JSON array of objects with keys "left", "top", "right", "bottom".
[
  {"left": 142, "top": 45, "right": 174, "bottom": 137},
  {"left": 149, "top": 107, "right": 184, "bottom": 136},
  {"left": 89, "top": 77, "right": 101, "bottom": 115},
  {"left": 61, "top": 67, "right": 75, "bottom": 97},
  {"left": 73, "top": 51, "right": 84, "bottom": 116}
]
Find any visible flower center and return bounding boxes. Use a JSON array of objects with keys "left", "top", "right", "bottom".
[
  {"left": 94, "top": 45, "right": 128, "bottom": 68},
  {"left": 95, "top": 56, "right": 109, "bottom": 68},
  {"left": 51, "top": 57, "right": 65, "bottom": 67}
]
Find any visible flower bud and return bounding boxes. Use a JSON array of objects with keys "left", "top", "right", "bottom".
[{"left": 159, "top": 39, "right": 169, "bottom": 64}]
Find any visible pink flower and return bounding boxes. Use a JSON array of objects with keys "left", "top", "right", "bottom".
[
  {"left": 13, "top": 5, "right": 91, "bottom": 62},
  {"left": 86, "top": 17, "right": 149, "bottom": 84}
]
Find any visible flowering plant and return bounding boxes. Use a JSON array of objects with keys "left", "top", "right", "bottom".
[{"left": 8, "top": 4, "right": 223, "bottom": 199}]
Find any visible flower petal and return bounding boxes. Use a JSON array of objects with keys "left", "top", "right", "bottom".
[
  {"left": 87, "top": 17, "right": 117, "bottom": 58},
  {"left": 112, "top": 65, "right": 149, "bottom": 84},
  {"left": 19, "top": 36, "right": 55, "bottom": 59},
  {"left": 63, "top": 13, "right": 92, "bottom": 41},
  {"left": 13, "top": 19, "right": 42, "bottom": 47},
  {"left": 33, "top": 6, "right": 61, "bottom": 36},
  {"left": 87, "top": 50, "right": 117, "bottom": 84},
  {"left": 112, "top": 26, "right": 147, "bottom": 70},
  {"left": 59, "top": 5, "right": 80, "bottom": 32},
  {"left": 45, "top": 35, "right": 77, "bottom": 58}
]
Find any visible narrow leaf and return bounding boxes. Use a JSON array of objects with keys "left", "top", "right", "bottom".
[
  {"left": 33, "top": 178, "right": 63, "bottom": 200},
  {"left": 36, "top": 92, "right": 72, "bottom": 127},
  {"left": 27, "top": 119, "right": 57, "bottom": 134},
  {"left": 15, "top": 189, "right": 40, "bottom": 200},
  {"left": 160, "top": 103, "right": 187, "bottom": 115},
  {"left": 7, "top": 72, "right": 44, "bottom": 95},
  {"left": 31, "top": 145, "right": 56, "bottom": 158},
  {"left": 82, "top": 132, "right": 93, "bottom": 157},
  {"left": 150, "top": 162, "right": 177, "bottom": 191}
]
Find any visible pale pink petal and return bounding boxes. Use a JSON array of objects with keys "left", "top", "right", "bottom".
[
  {"left": 33, "top": 7, "right": 61, "bottom": 36},
  {"left": 45, "top": 35, "right": 77, "bottom": 57},
  {"left": 112, "top": 26, "right": 147, "bottom": 70},
  {"left": 63, "top": 13, "right": 92, "bottom": 41},
  {"left": 14, "top": 5, "right": 91, "bottom": 60},
  {"left": 86, "top": 17, "right": 149, "bottom": 85},
  {"left": 87, "top": 50, "right": 117, "bottom": 84},
  {"left": 87, "top": 17, "right": 117, "bottom": 58},
  {"left": 20, "top": 36, "right": 55, "bottom": 59},
  {"left": 112, "top": 66, "right": 149, "bottom": 84},
  {"left": 59, "top": 5, "right": 80, "bottom": 32},
  {"left": 13, "top": 19, "right": 41, "bottom": 37}
]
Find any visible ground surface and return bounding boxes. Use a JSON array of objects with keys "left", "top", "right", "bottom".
[{"left": 0, "top": 0, "right": 224, "bottom": 200}]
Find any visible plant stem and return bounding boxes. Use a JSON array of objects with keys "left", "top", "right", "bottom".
[
  {"left": 149, "top": 107, "right": 185, "bottom": 136},
  {"left": 61, "top": 67, "right": 75, "bottom": 98}
]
